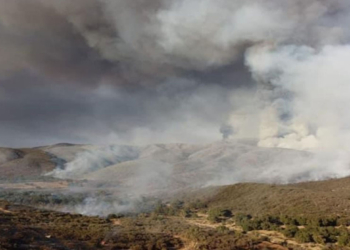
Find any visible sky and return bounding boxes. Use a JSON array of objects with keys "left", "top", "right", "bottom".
[{"left": 1, "top": 0, "right": 350, "bottom": 149}]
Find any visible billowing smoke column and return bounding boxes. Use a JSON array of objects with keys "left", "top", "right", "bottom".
[
  {"left": 245, "top": 45, "right": 350, "bottom": 150},
  {"left": 1, "top": 0, "right": 350, "bottom": 151}
]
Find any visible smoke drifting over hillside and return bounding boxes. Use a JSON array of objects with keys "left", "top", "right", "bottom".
[
  {"left": 44, "top": 140, "right": 350, "bottom": 216},
  {"left": 2, "top": 0, "right": 350, "bottom": 217},
  {"left": 1, "top": 0, "right": 350, "bottom": 152}
]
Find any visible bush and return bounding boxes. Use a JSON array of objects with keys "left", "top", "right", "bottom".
[
  {"left": 170, "top": 200, "right": 184, "bottom": 210},
  {"left": 217, "top": 225, "right": 230, "bottom": 233},
  {"left": 337, "top": 218, "right": 350, "bottom": 227},
  {"left": 235, "top": 214, "right": 252, "bottom": 224},
  {"left": 312, "top": 233, "right": 325, "bottom": 244},
  {"left": 338, "top": 231, "right": 350, "bottom": 246},
  {"left": 320, "top": 217, "right": 337, "bottom": 227},
  {"left": 181, "top": 208, "right": 192, "bottom": 218},
  {"left": 307, "top": 217, "right": 322, "bottom": 227},
  {"left": 295, "top": 216, "right": 307, "bottom": 226},
  {"left": 187, "top": 200, "right": 207, "bottom": 210},
  {"left": 282, "top": 225, "right": 299, "bottom": 238},
  {"left": 295, "top": 229, "right": 313, "bottom": 243},
  {"left": 318, "top": 227, "right": 338, "bottom": 243},
  {"left": 208, "top": 209, "right": 232, "bottom": 223},
  {"left": 239, "top": 219, "right": 262, "bottom": 232},
  {"left": 280, "top": 215, "right": 298, "bottom": 226}
]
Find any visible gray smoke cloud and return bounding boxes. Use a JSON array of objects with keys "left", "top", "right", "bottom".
[
  {"left": 1, "top": 0, "right": 347, "bottom": 81},
  {"left": 1, "top": 0, "right": 350, "bottom": 152},
  {"left": 3, "top": 0, "right": 350, "bottom": 217}
]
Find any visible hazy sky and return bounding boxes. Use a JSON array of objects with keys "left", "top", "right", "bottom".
[{"left": 1, "top": 0, "right": 350, "bottom": 149}]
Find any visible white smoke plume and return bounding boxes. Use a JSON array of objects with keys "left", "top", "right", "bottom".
[
  {"left": 48, "top": 145, "right": 140, "bottom": 179},
  {"left": 245, "top": 44, "right": 350, "bottom": 151}
]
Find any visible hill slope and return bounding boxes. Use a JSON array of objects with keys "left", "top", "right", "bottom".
[
  {"left": 0, "top": 148, "right": 56, "bottom": 180},
  {"left": 198, "top": 177, "right": 350, "bottom": 217}
]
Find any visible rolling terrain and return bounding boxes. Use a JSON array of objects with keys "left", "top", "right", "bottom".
[
  {"left": 0, "top": 147, "right": 56, "bottom": 180},
  {"left": 1, "top": 141, "right": 350, "bottom": 249},
  {"left": 0, "top": 140, "right": 321, "bottom": 186}
]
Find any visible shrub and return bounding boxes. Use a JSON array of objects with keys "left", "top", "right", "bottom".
[
  {"left": 295, "top": 216, "right": 307, "bottom": 226},
  {"left": 170, "top": 200, "right": 184, "bottom": 210},
  {"left": 311, "top": 232, "right": 325, "bottom": 244},
  {"left": 338, "top": 231, "right": 350, "bottom": 246},
  {"left": 295, "top": 229, "right": 313, "bottom": 243},
  {"left": 280, "top": 215, "right": 298, "bottom": 226},
  {"left": 187, "top": 200, "right": 207, "bottom": 210},
  {"left": 181, "top": 208, "right": 192, "bottom": 218},
  {"left": 208, "top": 208, "right": 232, "bottom": 223},
  {"left": 235, "top": 213, "right": 252, "bottom": 224},
  {"left": 217, "top": 225, "right": 230, "bottom": 233},
  {"left": 282, "top": 225, "right": 299, "bottom": 238},
  {"left": 318, "top": 227, "right": 338, "bottom": 243},
  {"left": 321, "top": 217, "right": 337, "bottom": 227},
  {"left": 239, "top": 219, "right": 261, "bottom": 232},
  {"left": 306, "top": 217, "right": 322, "bottom": 227},
  {"left": 337, "top": 218, "right": 350, "bottom": 227}
]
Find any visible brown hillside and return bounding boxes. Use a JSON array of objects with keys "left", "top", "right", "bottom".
[
  {"left": 0, "top": 148, "right": 56, "bottom": 180},
  {"left": 199, "top": 177, "right": 350, "bottom": 217}
]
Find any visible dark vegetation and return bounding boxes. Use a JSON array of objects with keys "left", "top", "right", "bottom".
[
  {"left": 179, "top": 177, "right": 350, "bottom": 217},
  {"left": 232, "top": 213, "right": 350, "bottom": 245},
  {"left": 0, "top": 200, "right": 110, "bottom": 249},
  {"left": 0, "top": 199, "right": 280, "bottom": 250},
  {"left": 111, "top": 215, "right": 270, "bottom": 250},
  {"left": 0, "top": 191, "right": 86, "bottom": 207},
  {"left": 0, "top": 199, "right": 186, "bottom": 250},
  {"left": 3, "top": 172, "right": 350, "bottom": 249},
  {"left": 152, "top": 200, "right": 350, "bottom": 248}
]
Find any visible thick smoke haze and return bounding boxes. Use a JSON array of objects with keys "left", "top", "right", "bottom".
[
  {"left": 44, "top": 140, "right": 350, "bottom": 216},
  {"left": 2, "top": 0, "right": 350, "bottom": 216},
  {"left": 1, "top": 0, "right": 350, "bottom": 154}
]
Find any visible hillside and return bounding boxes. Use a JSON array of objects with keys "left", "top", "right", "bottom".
[
  {"left": 0, "top": 148, "right": 56, "bottom": 180},
  {"left": 0, "top": 140, "right": 344, "bottom": 188},
  {"left": 62, "top": 140, "right": 317, "bottom": 190},
  {"left": 0, "top": 140, "right": 320, "bottom": 191},
  {"left": 0, "top": 141, "right": 349, "bottom": 217},
  {"left": 195, "top": 177, "right": 350, "bottom": 217},
  {"left": 0, "top": 199, "right": 291, "bottom": 250},
  {"left": 1, "top": 141, "right": 350, "bottom": 249}
]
